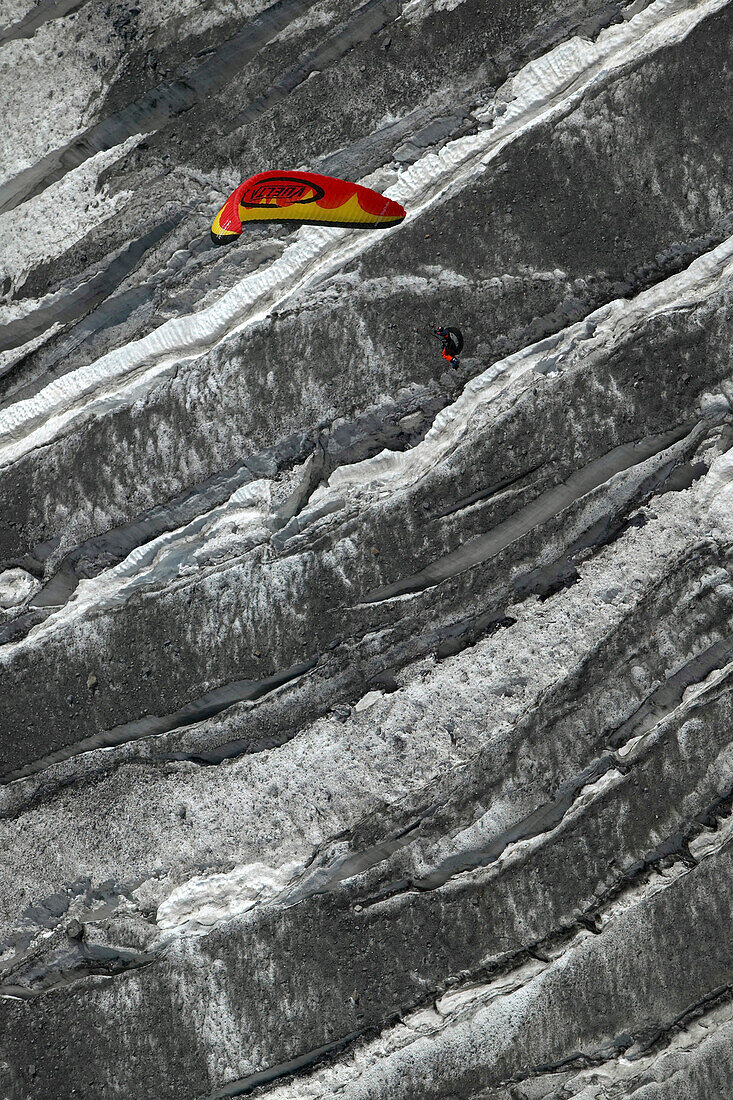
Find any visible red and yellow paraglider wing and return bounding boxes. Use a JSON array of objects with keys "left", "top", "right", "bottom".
[{"left": 211, "top": 171, "right": 406, "bottom": 243}]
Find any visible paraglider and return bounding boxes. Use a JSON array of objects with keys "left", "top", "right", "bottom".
[
  {"left": 211, "top": 170, "right": 406, "bottom": 244},
  {"left": 434, "top": 325, "right": 463, "bottom": 366}
]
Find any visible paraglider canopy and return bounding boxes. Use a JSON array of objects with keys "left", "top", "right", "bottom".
[{"left": 211, "top": 170, "right": 406, "bottom": 244}]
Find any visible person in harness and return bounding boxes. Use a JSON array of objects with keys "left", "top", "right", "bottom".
[{"left": 433, "top": 325, "right": 463, "bottom": 366}]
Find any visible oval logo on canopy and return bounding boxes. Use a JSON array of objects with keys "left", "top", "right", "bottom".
[{"left": 239, "top": 176, "right": 326, "bottom": 208}]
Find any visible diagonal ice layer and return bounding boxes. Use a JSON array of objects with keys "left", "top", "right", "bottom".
[
  {"left": 305, "top": 234, "right": 733, "bottom": 507},
  {"left": 0, "top": 230, "right": 729, "bottom": 657}
]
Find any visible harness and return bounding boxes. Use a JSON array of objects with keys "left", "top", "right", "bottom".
[{"left": 434, "top": 326, "right": 464, "bottom": 361}]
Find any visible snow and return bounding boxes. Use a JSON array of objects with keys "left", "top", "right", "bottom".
[
  {"left": 0, "top": 567, "right": 37, "bottom": 609},
  {"left": 0, "top": 134, "right": 143, "bottom": 297},
  {"left": 156, "top": 859, "right": 303, "bottom": 935}
]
